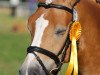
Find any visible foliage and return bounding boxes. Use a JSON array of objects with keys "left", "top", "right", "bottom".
[
  {"left": 0, "top": 12, "right": 30, "bottom": 75},
  {"left": 0, "top": 33, "right": 30, "bottom": 75}
]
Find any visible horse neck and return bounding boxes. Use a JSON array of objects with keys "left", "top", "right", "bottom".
[
  {"left": 77, "top": 0, "right": 100, "bottom": 43},
  {"left": 76, "top": 1, "right": 100, "bottom": 74}
]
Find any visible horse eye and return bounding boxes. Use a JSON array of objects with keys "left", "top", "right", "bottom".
[{"left": 55, "top": 29, "right": 66, "bottom": 35}]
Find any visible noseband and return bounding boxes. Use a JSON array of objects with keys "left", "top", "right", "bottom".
[{"left": 27, "top": 1, "right": 80, "bottom": 75}]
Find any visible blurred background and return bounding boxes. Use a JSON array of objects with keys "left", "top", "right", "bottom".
[
  {"left": 0, "top": 0, "right": 36, "bottom": 75},
  {"left": 0, "top": 0, "right": 67, "bottom": 75}
]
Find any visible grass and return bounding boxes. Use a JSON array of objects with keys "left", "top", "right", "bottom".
[
  {"left": 0, "top": 12, "right": 30, "bottom": 75},
  {"left": 0, "top": 12, "right": 68, "bottom": 75},
  {"left": 0, "top": 12, "right": 27, "bottom": 33},
  {"left": 0, "top": 33, "right": 31, "bottom": 75}
]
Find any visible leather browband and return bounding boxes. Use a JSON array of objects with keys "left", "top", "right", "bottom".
[{"left": 38, "top": 3, "right": 73, "bottom": 14}]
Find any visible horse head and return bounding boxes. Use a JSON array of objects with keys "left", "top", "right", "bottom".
[{"left": 19, "top": 0, "right": 80, "bottom": 75}]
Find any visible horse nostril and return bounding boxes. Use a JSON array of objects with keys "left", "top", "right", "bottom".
[
  {"left": 28, "top": 65, "right": 46, "bottom": 75},
  {"left": 28, "top": 68, "right": 40, "bottom": 75},
  {"left": 19, "top": 69, "right": 23, "bottom": 75},
  {"left": 33, "top": 72, "right": 38, "bottom": 75},
  {"left": 19, "top": 69, "right": 26, "bottom": 75}
]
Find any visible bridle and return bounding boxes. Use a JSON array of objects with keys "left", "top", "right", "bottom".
[
  {"left": 27, "top": 1, "right": 80, "bottom": 75},
  {"left": 27, "top": 0, "right": 80, "bottom": 75}
]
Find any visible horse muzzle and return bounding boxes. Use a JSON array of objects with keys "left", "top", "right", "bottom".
[
  {"left": 19, "top": 63, "right": 46, "bottom": 75},
  {"left": 19, "top": 66, "right": 46, "bottom": 75},
  {"left": 19, "top": 53, "right": 46, "bottom": 75}
]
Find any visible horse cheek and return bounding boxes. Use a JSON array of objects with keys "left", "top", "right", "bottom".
[{"left": 64, "top": 46, "right": 71, "bottom": 63}]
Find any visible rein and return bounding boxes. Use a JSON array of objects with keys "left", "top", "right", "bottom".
[{"left": 27, "top": 1, "right": 80, "bottom": 75}]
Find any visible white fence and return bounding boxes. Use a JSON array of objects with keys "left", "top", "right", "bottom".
[{"left": 0, "top": 1, "right": 37, "bottom": 17}]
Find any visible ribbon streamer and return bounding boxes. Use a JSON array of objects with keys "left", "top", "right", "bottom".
[{"left": 66, "top": 21, "right": 81, "bottom": 75}]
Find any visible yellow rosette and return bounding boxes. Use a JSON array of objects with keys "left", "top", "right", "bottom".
[{"left": 66, "top": 21, "right": 81, "bottom": 75}]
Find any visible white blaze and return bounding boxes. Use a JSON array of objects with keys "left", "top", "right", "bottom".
[
  {"left": 46, "top": 0, "right": 53, "bottom": 4},
  {"left": 31, "top": 14, "right": 49, "bottom": 47},
  {"left": 21, "top": 14, "right": 49, "bottom": 75}
]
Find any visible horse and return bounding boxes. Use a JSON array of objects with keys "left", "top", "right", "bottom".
[{"left": 19, "top": 0, "right": 100, "bottom": 75}]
